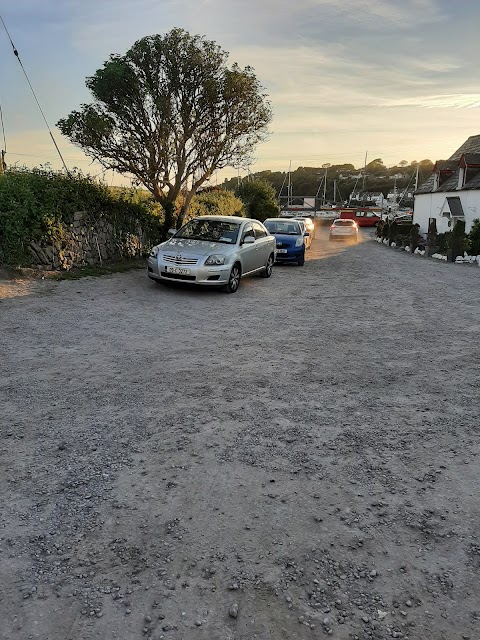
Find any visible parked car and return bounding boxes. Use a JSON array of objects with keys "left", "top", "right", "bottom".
[
  {"left": 339, "top": 209, "right": 381, "bottom": 227},
  {"left": 293, "top": 219, "right": 312, "bottom": 249},
  {"left": 329, "top": 219, "right": 358, "bottom": 242},
  {"left": 293, "top": 215, "right": 315, "bottom": 240},
  {"left": 147, "top": 216, "right": 276, "bottom": 293},
  {"left": 393, "top": 214, "right": 413, "bottom": 224},
  {"left": 263, "top": 218, "right": 308, "bottom": 266}
]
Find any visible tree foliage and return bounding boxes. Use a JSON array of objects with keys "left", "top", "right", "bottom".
[
  {"left": 234, "top": 179, "right": 279, "bottom": 222},
  {"left": 187, "top": 188, "right": 245, "bottom": 221},
  {"left": 57, "top": 28, "right": 272, "bottom": 227}
]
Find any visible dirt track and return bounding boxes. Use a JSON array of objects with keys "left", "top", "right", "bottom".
[{"left": 1, "top": 229, "right": 479, "bottom": 640}]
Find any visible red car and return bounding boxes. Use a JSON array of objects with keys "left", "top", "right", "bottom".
[{"left": 339, "top": 209, "right": 381, "bottom": 227}]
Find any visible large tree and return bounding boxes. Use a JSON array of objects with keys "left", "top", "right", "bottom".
[{"left": 57, "top": 28, "right": 272, "bottom": 229}]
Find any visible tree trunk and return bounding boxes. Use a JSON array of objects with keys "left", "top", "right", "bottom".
[
  {"left": 161, "top": 200, "right": 176, "bottom": 238},
  {"left": 176, "top": 191, "right": 196, "bottom": 229}
]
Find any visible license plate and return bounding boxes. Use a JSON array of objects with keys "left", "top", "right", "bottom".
[
  {"left": 277, "top": 249, "right": 288, "bottom": 254},
  {"left": 166, "top": 266, "right": 191, "bottom": 275}
]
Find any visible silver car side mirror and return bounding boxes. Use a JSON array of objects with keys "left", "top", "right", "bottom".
[
  {"left": 243, "top": 236, "right": 255, "bottom": 245},
  {"left": 167, "top": 228, "right": 176, "bottom": 237}
]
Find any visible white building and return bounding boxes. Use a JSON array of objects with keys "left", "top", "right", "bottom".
[{"left": 414, "top": 134, "right": 480, "bottom": 234}]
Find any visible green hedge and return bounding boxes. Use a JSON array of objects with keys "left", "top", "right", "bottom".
[{"left": 0, "top": 167, "right": 163, "bottom": 266}]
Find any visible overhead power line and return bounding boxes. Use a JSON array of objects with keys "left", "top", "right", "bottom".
[{"left": 0, "top": 13, "right": 70, "bottom": 176}]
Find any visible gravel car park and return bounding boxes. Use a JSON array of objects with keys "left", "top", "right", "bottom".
[{"left": 1, "top": 232, "right": 479, "bottom": 640}]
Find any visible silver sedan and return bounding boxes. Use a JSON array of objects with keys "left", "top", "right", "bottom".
[{"left": 147, "top": 216, "right": 276, "bottom": 293}]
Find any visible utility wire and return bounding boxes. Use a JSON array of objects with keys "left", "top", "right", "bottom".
[{"left": 0, "top": 14, "right": 70, "bottom": 176}]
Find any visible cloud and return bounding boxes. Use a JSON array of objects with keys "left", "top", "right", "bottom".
[
  {"left": 308, "top": 0, "right": 444, "bottom": 28},
  {"left": 381, "top": 94, "right": 480, "bottom": 109}
]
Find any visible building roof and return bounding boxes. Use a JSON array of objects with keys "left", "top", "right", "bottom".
[
  {"left": 463, "top": 171, "right": 480, "bottom": 190},
  {"left": 449, "top": 134, "right": 480, "bottom": 160},
  {"left": 416, "top": 134, "right": 480, "bottom": 195},
  {"left": 461, "top": 153, "right": 480, "bottom": 166},
  {"left": 435, "top": 172, "right": 461, "bottom": 192}
]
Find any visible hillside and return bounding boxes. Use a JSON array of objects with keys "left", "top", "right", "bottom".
[{"left": 223, "top": 160, "right": 434, "bottom": 205}]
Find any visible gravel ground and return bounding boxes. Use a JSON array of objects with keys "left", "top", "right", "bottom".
[{"left": 1, "top": 229, "right": 479, "bottom": 640}]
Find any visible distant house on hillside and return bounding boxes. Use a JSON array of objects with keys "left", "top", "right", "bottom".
[
  {"left": 350, "top": 191, "right": 384, "bottom": 206},
  {"left": 414, "top": 134, "right": 480, "bottom": 234}
]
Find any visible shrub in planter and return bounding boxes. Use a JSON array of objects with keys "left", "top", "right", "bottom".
[
  {"left": 409, "top": 223, "right": 420, "bottom": 251},
  {"left": 396, "top": 222, "right": 413, "bottom": 235},
  {"left": 381, "top": 220, "right": 389, "bottom": 240},
  {"left": 426, "top": 218, "right": 438, "bottom": 256},
  {"left": 448, "top": 220, "right": 467, "bottom": 261},
  {"left": 437, "top": 232, "right": 450, "bottom": 254},
  {"left": 395, "top": 234, "right": 410, "bottom": 248},
  {"left": 468, "top": 218, "right": 480, "bottom": 256},
  {"left": 388, "top": 220, "right": 398, "bottom": 245}
]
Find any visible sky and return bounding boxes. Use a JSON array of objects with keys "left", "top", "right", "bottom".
[{"left": 1, "top": 0, "right": 480, "bottom": 186}]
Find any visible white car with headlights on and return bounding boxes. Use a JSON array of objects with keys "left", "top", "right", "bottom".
[
  {"left": 147, "top": 216, "right": 276, "bottom": 293},
  {"left": 329, "top": 218, "right": 359, "bottom": 242}
]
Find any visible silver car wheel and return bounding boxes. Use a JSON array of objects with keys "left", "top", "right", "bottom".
[
  {"left": 260, "top": 254, "right": 274, "bottom": 278},
  {"left": 226, "top": 264, "right": 241, "bottom": 293}
]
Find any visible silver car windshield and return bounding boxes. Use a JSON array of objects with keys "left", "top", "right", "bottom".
[
  {"left": 175, "top": 219, "right": 241, "bottom": 244},
  {"left": 264, "top": 221, "right": 301, "bottom": 235}
]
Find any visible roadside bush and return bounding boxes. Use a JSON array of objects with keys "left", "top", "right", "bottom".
[
  {"left": 235, "top": 179, "right": 279, "bottom": 222},
  {"left": 468, "top": 218, "right": 480, "bottom": 255},
  {"left": 448, "top": 219, "right": 467, "bottom": 261},
  {"left": 376, "top": 220, "right": 384, "bottom": 238},
  {"left": 0, "top": 166, "right": 163, "bottom": 266}
]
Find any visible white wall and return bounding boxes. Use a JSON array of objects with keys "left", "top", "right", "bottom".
[{"left": 413, "top": 190, "right": 480, "bottom": 235}]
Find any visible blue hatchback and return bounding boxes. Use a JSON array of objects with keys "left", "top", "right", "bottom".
[{"left": 264, "top": 218, "right": 307, "bottom": 266}]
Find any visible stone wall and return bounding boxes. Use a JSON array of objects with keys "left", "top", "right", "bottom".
[{"left": 28, "top": 211, "right": 151, "bottom": 270}]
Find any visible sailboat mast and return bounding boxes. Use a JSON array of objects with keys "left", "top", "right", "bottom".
[
  {"left": 323, "top": 167, "right": 327, "bottom": 206},
  {"left": 287, "top": 160, "right": 292, "bottom": 207},
  {"left": 361, "top": 150, "right": 368, "bottom": 204}
]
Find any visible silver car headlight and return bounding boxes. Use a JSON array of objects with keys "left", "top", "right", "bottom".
[
  {"left": 149, "top": 246, "right": 159, "bottom": 258},
  {"left": 205, "top": 254, "right": 226, "bottom": 266}
]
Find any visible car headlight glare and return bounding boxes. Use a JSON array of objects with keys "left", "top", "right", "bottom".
[
  {"left": 295, "top": 237, "right": 304, "bottom": 247},
  {"left": 205, "top": 254, "right": 226, "bottom": 266}
]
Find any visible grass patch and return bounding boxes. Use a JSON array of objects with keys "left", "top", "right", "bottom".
[{"left": 51, "top": 259, "right": 146, "bottom": 280}]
